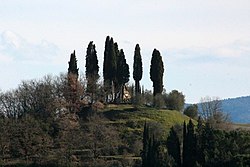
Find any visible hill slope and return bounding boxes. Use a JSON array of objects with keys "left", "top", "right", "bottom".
[
  {"left": 191, "top": 96, "right": 250, "bottom": 124},
  {"left": 102, "top": 105, "right": 192, "bottom": 139},
  {"left": 222, "top": 96, "right": 250, "bottom": 123}
]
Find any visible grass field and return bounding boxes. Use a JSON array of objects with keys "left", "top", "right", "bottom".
[{"left": 101, "top": 104, "right": 193, "bottom": 139}]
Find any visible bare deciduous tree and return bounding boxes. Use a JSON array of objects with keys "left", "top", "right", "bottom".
[{"left": 199, "top": 96, "right": 230, "bottom": 128}]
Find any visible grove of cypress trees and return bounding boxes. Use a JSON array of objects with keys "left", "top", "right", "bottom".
[
  {"left": 150, "top": 49, "right": 164, "bottom": 96},
  {"left": 133, "top": 44, "right": 143, "bottom": 95}
]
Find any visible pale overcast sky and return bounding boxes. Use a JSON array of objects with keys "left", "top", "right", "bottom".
[{"left": 1, "top": 0, "right": 250, "bottom": 103}]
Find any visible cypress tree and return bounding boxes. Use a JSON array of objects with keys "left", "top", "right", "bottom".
[
  {"left": 166, "top": 127, "right": 181, "bottom": 167},
  {"left": 182, "top": 121, "right": 187, "bottom": 166},
  {"left": 185, "top": 120, "right": 197, "bottom": 167},
  {"left": 68, "top": 50, "right": 79, "bottom": 77},
  {"left": 142, "top": 122, "right": 150, "bottom": 167},
  {"left": 85, "top": 41, "right": 99, "bottom": 102},
  {"left": 116, "top": 49, "right": 130, "bottom": 102},
  {"left": 196, "top": 117, "right": 204, "bottom": 165},
  {"left": 103, "top": 36, "right": 110, "bottom": 85},
  {"left": 183, "top": 120, "right": 198, "bottom": 167},
  {"left": 109, "top": 38, "right": 117, "bottom": 83},
  {"left": 103, "top": 36, "right": 117, "bottom": 102},
  {"left": 150, "top": 49, "right": 164, "bottom": 96},
  {"left": 67, "top": 50, "right": 79, "bottom": 110},
  {"left": 133, "top": 44, "right": 143, "bottom": 95},
  {"left": 201, "top": 123, "right": 217, "bottom": 166}
]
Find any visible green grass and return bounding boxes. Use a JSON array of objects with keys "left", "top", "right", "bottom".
[{"left": 101, "top": 104, "right": 193, "bottom": 139}]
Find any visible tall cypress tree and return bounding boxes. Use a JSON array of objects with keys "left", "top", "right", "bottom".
[
  {"left": 183, "top": 120, "right": 197, "bottom": 167},
  {"left": 167, "top": 127, "right": 181, "bottom": 167},
  {"left": 103, "top": 36, "right": 110, "bottom": 86},
  {"left": 201, "top": 123, "right": 217, "bottom": 166},
  {"left": 103, "top": 36, "right": 117, "bottom": 102},
  {"left": 68, "top": 50, "right": 79, "bottom": 77},
  {"left": 196, "top": 117, "right": 204, "bottom": 165},
  {"left": 133, "top": 44, "right": 143, "bottom": 95},
  {"left": 142, "top": 122, "right": 150, "bottom": 167},
  {"left": 116, "top": 49, "right": 130, "bottom": 102},
  {"left": 109, "top": 38, "right": 117, "bottom": 83},
  {"left": 186, "top": 120, "right": 197, "bottom": 167},
  {"left": 150, "top": 49, "right": 164, "bottom": 96},
  {"left": 85, "top": 41, "right": 99, "bottom": 102},
  {"left": 182, "top": 121, "right": 187, "bottom": 167},
  {"left": 67, "top": 50, "right": 79, "bottom": 110}
]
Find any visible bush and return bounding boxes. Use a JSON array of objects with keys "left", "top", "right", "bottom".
[
  {"left": 165, "top": 90, "right": 185, "bottom": 112},
  {"left": 184, "top": 104, "right": 198, "bottom": 119}
]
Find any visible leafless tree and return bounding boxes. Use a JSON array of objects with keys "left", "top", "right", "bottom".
[{"left": 199, "top": 96, "right": 230, "bottom": 128}]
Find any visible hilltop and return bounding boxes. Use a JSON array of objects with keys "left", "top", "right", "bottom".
[
  {"left": 101, "top": 104, "right": 191, "bottom": 137},
  {"left": 222, "top": 96, "right": 250, "bottom": 123}
]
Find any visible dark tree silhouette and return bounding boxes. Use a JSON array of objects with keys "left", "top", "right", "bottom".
[
  {"left": 150, "top": 49, "right": 164, "bottom": 96},
  {"left": 116, "top": 49, "right": 130, "bottom": 102},
  {"left": 166, "top": 127, "right": 181, "bottom": 167},
  {"left": 133, "top": 44, "right": 143, "bottom": 95},
  {"left": 103, "top": 36, "right": 117, "bottom": 102},
  {"left": 85, "top": 41, "right": 99, "bottom": 102},
  {"left": 68, "top": 50, "right": 79, "bottom": 77}
]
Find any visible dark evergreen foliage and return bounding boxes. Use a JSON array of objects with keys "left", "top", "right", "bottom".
[
  {"left": 150, "top": 49, "right": 164, "bottom": 96},
  {"left": 103, "top": 36, "right": 113, "bottom": 98},
  {"left": 68, "top": 50, "right": 79, "bottom": 77},
  {"left": 142, "top": 122, "right": 150, "bottom": 167},
  {"left": 133, "top": 44, "right": 143, "bottom": 95},
  {"left": 182, "top": 121, "right": 187, "bottom": 166},
  {"left": 116, "top": 49, "right": 130, "bottom": 102},
  {"left": 183, "top": 120, "right": 197, "bottom": 167},
  {"left": 85, "top": 41, "right": 99, "bottom": 94},
  {"left": 103, "top": 37, "right": 126, "bottom": 102},
  {"left": 103, "top": 36, "right": 110, "bottom": 85},
  {"left": 166, "top": 127, "right": 181, "bottom": 167}
]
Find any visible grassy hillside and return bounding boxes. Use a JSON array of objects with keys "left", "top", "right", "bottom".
[{"left": 101, "top": 104, "right": 192, "bottom": 139}]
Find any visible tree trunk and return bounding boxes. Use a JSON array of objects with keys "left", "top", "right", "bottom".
[{"left": 135, "top": 81, "right": 140, "bottom": 95}]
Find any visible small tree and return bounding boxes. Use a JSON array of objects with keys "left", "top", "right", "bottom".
[
  {"left": 154, "top": 94, "right": 165, "bottom": 109},
  {"left": 166, "top": 90, "right": 185, "bottom": 112},
  {"left": 199, "top": 96, "right": 230, "bottom": 128},
  {"left": 184, "top": 104, "right": 198, "bottom": 119}
]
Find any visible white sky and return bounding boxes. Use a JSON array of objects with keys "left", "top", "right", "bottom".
[{"left": 1, "top": 0, "right": 250, "bottom": 103}]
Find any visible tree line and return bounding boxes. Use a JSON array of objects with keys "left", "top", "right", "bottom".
[
  {"left": 142, "top": 119, "right": 250, "bottom": 167},
  {"left": 67, "top": 36, "right": 164, "bottom": 105}
]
